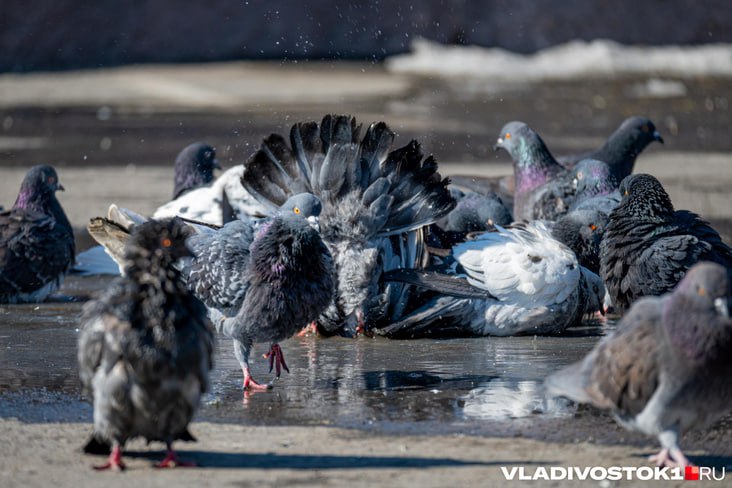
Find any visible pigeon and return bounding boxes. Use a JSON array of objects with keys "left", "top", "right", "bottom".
[
  {"left": 550, "top": 209, "right": 609, "bottom": 275},
  {"left": 568, "top": 159, "right": 621, "bottom": 216},
  {"left": 181, "top": 193, "right": 325, "bottom": 320},
  {"left": 172, "top": 142, "right": 221, "bottom": 199},
  {"left": 545, "top": 262, "right": 732, "bottom": 468},
  {"left": 600, "top": 173, "right": 732, "bottom": 313},
  {"left": 494, "top": 121, "right": 574, "bottom": 221},
  {"left": 216, "top": 198, "right": 334, "bottom": 389},
  {"left": 442, "top": 190, "right": 513, "bottom": 233},
  {"left": 0, "top": 165, "right": 75, "bottom": 303},
  {"left": 240, "top": 114, "right": 455, "bottom": 336},
  {"left": 380, "top": 221, "right": 605, "bottom": 338},
  {"left": 77, "top": 218, "right": 214, "bottom": 470},
  {"left": 558, "top": 116, "right": 664, "bottom": 183}
]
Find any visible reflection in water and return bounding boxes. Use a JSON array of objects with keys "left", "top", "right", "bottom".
[
  {"left": 2, "top": 276, "right": 603, "bottom": 433},
  {"left": 458, "top": 380, "right": 576, "bottom": 420}
]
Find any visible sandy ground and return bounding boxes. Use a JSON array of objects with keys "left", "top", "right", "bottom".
[{"left": 0, "top": 419, "right": 712, "bottom": 488}]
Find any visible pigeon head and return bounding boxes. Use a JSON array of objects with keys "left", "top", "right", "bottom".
[
  {"left": 495, "top": 121, "right": 560, "bottom": 186},
  {"left": 13, "top": 164, "right": 64, "bottom": 211},
  {"left": 125, "top": 218, "right": 195, "bottom": 268},
  {"left": 616, "top": 174, "right": 674, "bottom": 220},
  {"left": 494, "top": 121, "right": 535, "bottom": 160},
  {"left": 278, "top": 193, "right": 323, "bottom": 229},
  {"left": 573, "top": 159, "right": 618, "bottom": 197},
  {"left": 673, "top": 262, "right": 731, "bottom": 308},
  {"left": 614, "top": 116, "right": 664, "bottom": 149},
  {"left": 553, "top": 209, "right": 608, "bottom": 273},
  {"left": 173, "top": 142, "right": 220, "bottom": 199},
  {"left": 664, "top": 262, "right": 732, "bottom": 366}
]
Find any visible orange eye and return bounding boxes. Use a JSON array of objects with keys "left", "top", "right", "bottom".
[
  {"left": 624, "top": 191, "right": 629, "bottom": 196},
  {"left": 589, "top": 224, "right": 597, "bottom": 231},
  {"left": 641, "top": 125, "right": 649, "bottom": 132},
  {"left": 505, "top": 133, "right": 511, "bottom": 139},
  {"left": 293, "top": 207, "right": 301, "bottom": 215},
  {"left": 162, "top": 238, "right": 172, "bottom": 248},
  {"left": 698, "top": 286, "right": 706, "bottom": 296}
]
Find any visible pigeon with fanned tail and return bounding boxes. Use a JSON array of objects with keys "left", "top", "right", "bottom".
[
  {"left": 78, "top": 218, "right": 214, "bottom": 470},
  {"left": 546, "top": 262, "right": 732, "bottom": 468},
  {"left": 240, "top": 114, "right": 455, "bottom": 336},
  {"left": 0, "top": 165, "right": 74, "bottom": 303},
  {"left": 558, "top": 116, "right": 664, "bottom": 183},
  {"left": 600, "top": 174, "right": 732, "bottom": 313},
  {"left": 494, "top": 121, "right": 574, "bottom": 222},
  {"left": 380, "top": 221, "right": 605, "bottom": 338}
]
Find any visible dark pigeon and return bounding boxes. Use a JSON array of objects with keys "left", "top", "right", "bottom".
[
  {"left": 0, "top": 165, "right": 74, "bottom": 303},
  {"left": 494, "top": 121, "right": 573, "bottom": 221},
  {"left": 546, "top": 262, "right": 732, "bottom": 467},
  {"left": 240, "top": 114, "right": 455, "bottom": 337},
  {"left": 442, "top": 190, "right": 513, "bottom": 233},
  {"left": 551, "top": 208, "right": 609, "bottom": 275},
  {"left": 181, "top": 193, "right": 324, "bottom": 320},
  {"left": 77, "top": 218, "right": 214, "bottom": 470},
  {"left": 568, "top": 159, "right": 621, "bottom": 216},
  {"left": 217, "top": 200, "right": 334, "bottom": 390},
  {"left": 600, "top": 173, "right": 732, "bottom": 313},
  {"left": 558, "top": 116, "right": 664, "bottom": 183},
  {"left": 172, "top": 142, "right": 220, "bottom": 199}
]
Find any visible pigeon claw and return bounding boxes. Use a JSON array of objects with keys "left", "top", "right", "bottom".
[
  {"left": 155, "top": 449, "right": 196, "bottom": 469},
  {"left": 648, "top": 447, "right": 693, "bottom": 468},
  {"left": 264, "top": 343, "right": 290, "bottom": 377},
  {"left": 296, "top": 321, "right": 318, "bottom": 337},
  {"left": 242, "top": 369, "right": 272, "bottom": 391},
  {"left": 93, "top": 445, "right": 125, "bottom": 471}
]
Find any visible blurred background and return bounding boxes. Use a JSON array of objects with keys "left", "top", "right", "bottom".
[{"left": 1, "top": 0, "right": 731, "bottom": 243}]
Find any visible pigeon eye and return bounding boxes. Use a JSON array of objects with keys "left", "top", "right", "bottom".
[
  {"left": 293, "top": 207, "right": 301, "bottom": 215},
  {"left": 641, "top": 124, "right": 649, "bottom": 132},
  {"left": 161, "top": 238, "right": 172, "bottom": 248},
  {"left": 624, "top": 191, "right": 629, "bottom": 196},
  {"left": 698, "top": 286, "right": 706, "bottom": 297},
  {"left": 505, "top": 133, "right": 511, "bottom": 139},
  {"left": 589, "top": 224, "right": 597, "bottom": 231},
  {"left": 47, "top": 177, "right": 55, "bottom": 184}
]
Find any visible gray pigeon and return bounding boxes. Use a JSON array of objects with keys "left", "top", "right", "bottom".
[
  {"left": 494, "top": 121, "right": 574, "bottom": 221},
  {"left": 600, "top": 174, "right": 732, "bottom": 313},
  {"left": 78, "top": 218, "right": 214, "bottom": 470},
  {"left": 173, "top": 142, "right": 221, "bottom": 199},
  {"left": 558, "top": 116, "right": 664, "bottom": 183},
  {"left": 442, "top": 190, "right": 513, "bottom": 233},
  {"left": 240, "top": 114, "right": 455, "bottom": 337},
  {"left": 217, "top": 204, "right": 334, "bottom": 390},
  {"left": 380, "top": 221, "right": 605, "bottom": 338},
  {"left": 546, "top": 262, "right": 732, "bottom": 467},
  {"left": 568, "top": 159, "right": 621, "bottom": 216},
  {"left": 0, "top": 165, "right": 74, "bottom": 303}
]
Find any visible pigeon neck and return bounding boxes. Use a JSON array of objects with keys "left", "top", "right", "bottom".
[
  {"left": 513, "top": 139, "right": 561, "bottom": 192},
  {"left": 173, "top": 168, "right": 212, "bottom": 199},
  {"left": 13, "top": 187, "right": 52, "bottom": 214},
  {"left": 597, "top": 134, "right": 642, "bottom": 180}
]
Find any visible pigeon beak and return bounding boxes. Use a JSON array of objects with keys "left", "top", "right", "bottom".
[
  {"left": 307, "top": 215, "right": 320, "bottom": 232},
  {"left": 56, "top": 183, "right": 65, "bottom": 192},
  {"left": 212, "top": 158, "right": 222, "bottom": 170},
  {"left": 493, "top": 138, "right": 503, "bottom": 151},
  {"left": 714, "top": 297, "right": 729, "bottom": 318},
  {"left": 653, "top": 131, "right": 664, "bottom": 144}
]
